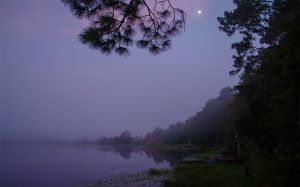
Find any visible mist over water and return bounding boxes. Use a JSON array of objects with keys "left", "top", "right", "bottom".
[{"left": 0, "top": 144, "right": 179, "bottom": 187}]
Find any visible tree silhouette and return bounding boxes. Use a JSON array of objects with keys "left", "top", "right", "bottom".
[
  {"left": 218, "top": 0, "right": 299, "bottom": 186},
  {"left": 61, "top": 0, "right": 186, "bottom": 56}
]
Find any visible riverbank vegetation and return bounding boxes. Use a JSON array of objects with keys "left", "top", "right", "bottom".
[{"left": 163, "top": 163, "right": 251, "bottom": 187}]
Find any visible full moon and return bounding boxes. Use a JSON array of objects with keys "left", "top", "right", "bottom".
[{"left": 197, "top": 10, "right": 202, "bottom": 15}]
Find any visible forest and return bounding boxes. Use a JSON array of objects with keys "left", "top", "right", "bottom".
[{"left": 98, "top": 86, "right": 235, "bottom": 146}]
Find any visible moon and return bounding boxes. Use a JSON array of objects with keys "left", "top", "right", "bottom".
[{"left": 197, "top": 10, "right": 202, "bottom": 15}]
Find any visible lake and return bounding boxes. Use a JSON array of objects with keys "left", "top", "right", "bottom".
[{"left": 0, "top": 144, "right": 182, "bottom": 187}]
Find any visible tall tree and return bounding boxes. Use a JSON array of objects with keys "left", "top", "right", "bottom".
[
  {"left": 61, "top": 0, "right": 186, "bottom": 56},
  {"left": 218, "top": 0, "right": 299, "bottom": 186}
]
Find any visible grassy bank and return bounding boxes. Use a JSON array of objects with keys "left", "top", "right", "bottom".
[{"left": 163, "top": 163, "right": 252, "bottom": 187}]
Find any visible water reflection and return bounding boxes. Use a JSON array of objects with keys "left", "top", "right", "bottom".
[
  {"left": 0, "top": 144, "right": 183, "bottom": 187},
  {"left": 71, "top": 144, "right": 183, "bottom": 166},
  {"left": 97, "top": 145, "right": 134, "bottom": 160}
]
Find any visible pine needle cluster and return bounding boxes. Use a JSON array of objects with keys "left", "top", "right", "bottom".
[{"left": 62, "top": 0, "right": 186, "bottom": 56}]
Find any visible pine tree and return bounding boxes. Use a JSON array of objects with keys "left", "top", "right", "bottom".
[
  {"left": 218, "top": 1, "right": 299, "bottom": 186},
  {"left": 61, "top": 0, "right": 186, "bottom": 56}
]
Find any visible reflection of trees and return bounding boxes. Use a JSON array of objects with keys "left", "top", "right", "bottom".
[
  {"left": 97, "top": 145, "right": 183, "bottom": 166},
  {"left": 143, "top": 147, "right": 182, "bottom": 167},
  {"left": 97, "top": 145, "right": 135, "bottom": 160},
  {"left": 116, "top": 146, "right": 133, "bottom": 160}
]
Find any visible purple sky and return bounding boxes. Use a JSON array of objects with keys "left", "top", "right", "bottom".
[{"left": 0, "top": 0, "right": 238, "bottom": 140}]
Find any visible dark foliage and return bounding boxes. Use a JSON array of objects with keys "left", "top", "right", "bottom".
[
  {"left": 218, "top": 0, "right": 299, "bottom": 186},
  {"left": 144, "top": 87, "right": 235, "bottom": 145},
  {"left": 61, "top": 0, "right": 186, "bottom": 56},
  {"left": 98, "top": 130, "right": 134, "bottom": 145}
]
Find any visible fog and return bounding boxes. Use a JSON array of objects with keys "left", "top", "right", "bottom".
[{"left": 0, "top": 0, "right": 237, "bottom": 141}]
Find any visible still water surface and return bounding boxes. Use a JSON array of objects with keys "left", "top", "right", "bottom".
[{"left": 0, "top": 145, "right": 181, "bottom": 187}]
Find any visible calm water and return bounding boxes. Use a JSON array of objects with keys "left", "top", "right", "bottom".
[{"left": 0, "top": 145, "right": 181, "bottom": 187}]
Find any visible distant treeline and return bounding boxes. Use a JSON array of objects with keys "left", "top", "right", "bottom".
[
  {"left": 97, "top": 87, "right": 235, "bottom": 147},
  {"left": 143, "top": 87, "right": 234, "bottom": 145}
]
